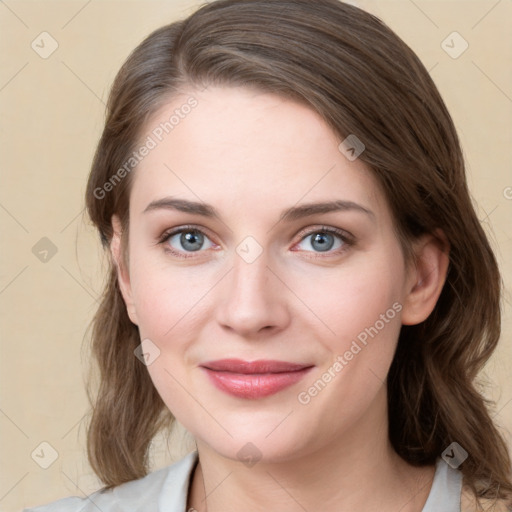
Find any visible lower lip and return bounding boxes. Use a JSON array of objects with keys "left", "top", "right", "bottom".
[{"left": 201, "top": 367, "right": 313, "bottom": 399}]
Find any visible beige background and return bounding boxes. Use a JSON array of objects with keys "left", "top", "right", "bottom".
[{"left": 0, "top": 0, "right": 511, "bottom": 510}]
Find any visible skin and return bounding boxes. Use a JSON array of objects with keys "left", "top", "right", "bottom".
[{"left": 111, "top": 86, "right": 449, "bottom": 512}]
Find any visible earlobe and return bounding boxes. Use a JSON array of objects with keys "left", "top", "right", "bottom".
[
  {"left": 110, "top": 215, "right": 139, "bottom": 326},
  {"left": 401, "top": 232, "right": 450, "bottom": 326}
]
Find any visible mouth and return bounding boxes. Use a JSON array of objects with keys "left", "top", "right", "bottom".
[{"left": 200, "top": 359, "right": 314, "bottom": 399}]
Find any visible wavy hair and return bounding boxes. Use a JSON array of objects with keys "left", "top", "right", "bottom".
[{"left": 84, "top": 0, "right": 512, "bottom": 505}]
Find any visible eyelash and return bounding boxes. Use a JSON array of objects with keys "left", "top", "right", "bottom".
[
  {"left": 157, "top": 224, "right": 354, "bottom": 259},
  {"left": 157, "top": 225, "right": 216, "bottom": 259}
]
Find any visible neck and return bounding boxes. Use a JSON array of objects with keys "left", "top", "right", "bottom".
[{"left": 187, "top": 388, "right": 435, "bottom": 512}]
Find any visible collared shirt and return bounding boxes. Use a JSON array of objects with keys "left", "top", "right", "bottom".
[{"left": 24, "top": 451, "right": 462, "bottom": 511}]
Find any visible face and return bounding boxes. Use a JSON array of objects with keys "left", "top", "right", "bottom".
[{"left": 112, "top": 86, "right": 433, "bottom": 464}]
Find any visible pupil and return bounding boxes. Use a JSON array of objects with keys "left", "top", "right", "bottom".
[
  {"left": 181, "top": 231, "right": 203, "bottom": 251},
  {"left": 312, "top": 232, "right": 334, "bottom": 252}
]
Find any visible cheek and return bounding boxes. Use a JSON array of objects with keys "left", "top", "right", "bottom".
[
  {"left": 291, "top": 249, "right": 406, "bottom": 355},
  {"left": 127, "top": 256, "right": 208, "bottom": 420},
  {"left": 291, "top": 248, "right": 405, "bottom": 423},
  {"left": 129, "top": 249, "right": 213, "bottom": 340}
]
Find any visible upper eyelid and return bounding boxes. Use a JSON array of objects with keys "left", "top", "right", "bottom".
[
  {"left": 161, "top": 224, "right": 215, "bottom": 241},
  {"left": 295, "top": 225, "right": 352, "bottom": 239}
]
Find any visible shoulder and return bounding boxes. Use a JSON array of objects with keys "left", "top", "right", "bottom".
[
  {"left": 460, "top": 484, "right": 512, "bottom": 512},
  {"left": 23, "top": 451, "right": 198, "bottom": 512}
]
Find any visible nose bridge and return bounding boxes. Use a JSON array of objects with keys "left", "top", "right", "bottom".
[
  {"left": 215, "top": 245, "right": 289, "bottom": 335},
  {"left": 229, "top": 248, "right": 272, "bottom": 307}
]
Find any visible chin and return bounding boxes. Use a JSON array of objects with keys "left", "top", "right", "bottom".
[{"left": 194, "top": 414, "right": 316, "bottom": 465}]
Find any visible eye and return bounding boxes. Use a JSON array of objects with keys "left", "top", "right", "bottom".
[
  {"left": 159, "top": 226, "right": 216, "bottom": 256},
  {"left": 294, "top": 227, "right": 352, "bottom": 254}
]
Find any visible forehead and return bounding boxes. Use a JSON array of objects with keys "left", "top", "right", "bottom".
[{"left": 129, "top": 86, "right": 383, "bottom": 219}]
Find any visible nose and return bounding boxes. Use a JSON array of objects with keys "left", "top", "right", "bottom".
[{"left": 215, "top": 252, "right": 291, "bottom": 338}]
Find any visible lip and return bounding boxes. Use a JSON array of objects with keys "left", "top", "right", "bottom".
[{"left": 200, "top": 359, "right": 313, "bottom": 399}]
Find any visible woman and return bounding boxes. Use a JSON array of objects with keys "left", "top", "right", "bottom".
[{"left": 25, "top": 0, "right": 512, "bottom": 510}]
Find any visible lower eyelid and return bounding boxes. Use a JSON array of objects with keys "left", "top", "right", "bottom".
[{"left": 292, "top": 242, "right": 348, "bottom": 256}]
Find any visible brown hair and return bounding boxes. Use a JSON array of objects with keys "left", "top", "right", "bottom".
[{"left": 85, "top": 0, "right": 512, "bottom": 505}]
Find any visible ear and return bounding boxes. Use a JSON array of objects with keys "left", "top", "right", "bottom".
[
  {"left": 110, "top": 215, "right": 138, "bottom": 325},
  {"left": 401, "top": 231, "right": 450, "bottom": 326}
]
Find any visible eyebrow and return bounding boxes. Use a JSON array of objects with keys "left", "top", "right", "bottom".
[
  {"left": 143, "top": 197, "right": 218, "bottom": 217},
  {"left": 143, "top": 197, "right": 374, "bottom": 221},
  {"left": 278, "top": 200, "right": 374, "bottom": 222}
]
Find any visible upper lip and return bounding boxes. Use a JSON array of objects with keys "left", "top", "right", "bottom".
[{"left": 200, "top": 359, "right": 312, "bottom": 374}]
